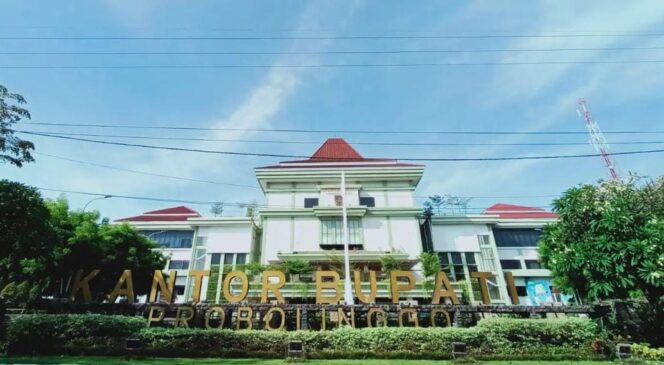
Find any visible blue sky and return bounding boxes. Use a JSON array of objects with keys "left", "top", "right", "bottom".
[{"left": 2, "top": 1, "right": 663, "bottom": 219}]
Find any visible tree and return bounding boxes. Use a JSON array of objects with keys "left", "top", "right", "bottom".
[
  {"left": 539, "top": 178, "right": 663, "bottom": 305},
  {"left": 1, "top": 85, "right": 34, "bottom": 167},
  {"left": 45, "top": 198, "right": 167, "bottom": 301},
  {"left": 0, "top": 180, "right": 55, "bottom": 300},
  {"left": 210, "top": 202, "right": 224, "bottom": 217},
  {"left": 539, "top": 178, "right": 663, "bottom": 344},
  {"left": 417, "top": 252, "right": 441, "bottom": 300}
]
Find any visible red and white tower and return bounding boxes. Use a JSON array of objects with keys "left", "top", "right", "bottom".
[{"left": 576, "top": 99, "right": 620, "bottom": 180}]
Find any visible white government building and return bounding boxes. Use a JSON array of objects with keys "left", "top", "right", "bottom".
[{"left": 118, "top": 138, "right": 567, "bottom": 306}]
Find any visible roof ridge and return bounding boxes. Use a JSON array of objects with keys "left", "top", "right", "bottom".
[{"left": 309, "top": 138, "right": 364, "bottom": 161}]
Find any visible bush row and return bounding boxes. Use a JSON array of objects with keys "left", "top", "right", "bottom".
[
  {"left": 632, "top": 343, "right": 664, "bottom": 361},
  {"left": 6, "top": 314, "right": 603, "bottom": 359}
]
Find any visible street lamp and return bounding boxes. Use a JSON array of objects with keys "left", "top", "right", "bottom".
[
  {"left": 340, "top": 170, "right": 353, "bottom": 305},
  {"left": 82, "top": 195, "right": 112, "bottom": 212}
]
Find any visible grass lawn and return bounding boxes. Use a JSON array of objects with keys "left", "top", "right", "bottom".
[{"left": 0, "top": 359, "right": 639, "bottom": 365}]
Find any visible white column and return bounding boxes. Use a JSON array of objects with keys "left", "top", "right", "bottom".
[{"left": 341, "top": 170, "right": 354, "bottom": 305}]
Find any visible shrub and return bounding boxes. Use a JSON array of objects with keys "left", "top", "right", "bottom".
[
  {"left": 6, "top": 314, "right": 145, "bottom": 355},
  {"left": 6, "top": 314, "right": 601, "bottom": 359},
  {"left": 476, "top": 317, "right": 598, "bottom": 348},
  {"left": 632, "top": 343, "right": 664, "bottom": 361}
]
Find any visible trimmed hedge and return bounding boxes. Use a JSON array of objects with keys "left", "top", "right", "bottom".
[
  {"left": 632, "top": 343, "right": 664, "bottom": 361},
  {"left": 6, "top": 314, "right": 602, "bottom": 359},
  {"left": 6, "top": 314, "right": 144, "bottom": 355}
]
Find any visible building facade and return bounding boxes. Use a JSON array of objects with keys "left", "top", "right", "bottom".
[
  {"left": 118, "top": 138, "right": 564, "bottom": 305},
  {"left": 426, "top": 204, "right": 565, "bottom": 305}
]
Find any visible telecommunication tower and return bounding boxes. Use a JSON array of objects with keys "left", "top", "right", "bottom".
[{"left": 576, "top": 99, "right": 620, "bottom": 180}]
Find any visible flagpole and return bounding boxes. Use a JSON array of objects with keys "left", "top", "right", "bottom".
[{"left": 341, "top": 170, "right": 354, "bottom": 305}]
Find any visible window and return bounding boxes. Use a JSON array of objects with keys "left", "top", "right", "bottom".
[
  {"left": 359, "top": 197, "right": 375, "bottom": 207},
  {"left": 193, "top": 248, "right": 207, "bottom": 270},
  {"left": 493, "top": 228, "right": 542, "bottom": 247},
  {"left": 500, "top": 259, "right": 522, "bottom": 270},
  {"left": 320, "top": 218, "right": 363, "bottom": 249},
  {"left": 236, "top": 253, "right": 247, "bottom": 265},
  {"left": 438, "top": 252, "right": 476, "bottom": 282},
  {"left": 210, "top": 253, "right": 222, "bottom": 265},
  {"left": 515, "top": 286, "right": 528, "bottom": 296},
  {"left": 224, "top": 253, "right": 234, "bottom": 265},
  {"left": 142, "top": 230, "right": 194, "bottom": 248},
  {"left": 525, "top": 260, "right": 542, "bottom": 269},
  {"left": 477, "top": 234, "right": 500, "bottom": 270},
  {"left": 304, "top": 198, "right": 319, "bottom": 208},
  {"left": 478, "top": 234, "right": 491, "bottom": 246},
  {"left": 168, "top": 260, "right": 189, "bottom": 270}
]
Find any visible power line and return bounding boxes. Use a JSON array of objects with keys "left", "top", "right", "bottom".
[
  {"left": 33, "top": 152, "right": 261, "bottom": 189},
  {"left": 18, "top": 130, "right": 664, "bottom": 146},
  {"left": 4, "top": 45, "right": 664, "bottom": 55},
  {"left": 3, "top": 60, "right": 664, "bottom": 69},
  {"left": 3, "top": 33, "right": 664, "bottom": 40},
  {"left": 415, "top": 194, "right": 558, "bottom": 199},
  {"left": 32, "top": 151, "right": 564, "bottom": 199},
  {"left": 17, "top": 130, "right": 664, "bottom": 162},
  {"left": 36, "top": 187, "right": 247, "bottom": 207},
  {"left": 36, "top": 186, "right": 551, "bottom": 212},
  {"left": 18, "top": 124, "right": 664, "bottom": 135}
]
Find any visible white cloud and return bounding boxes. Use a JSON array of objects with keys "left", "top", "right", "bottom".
[
  {"left": 483, "top": 1, "right": 664, "bottom": 105},
  {"left": 61, "top": 2, "right": 363, "bottom": 218}
]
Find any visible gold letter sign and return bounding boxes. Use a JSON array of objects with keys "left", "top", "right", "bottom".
[
  {"left": 261, "top": 270, "right": 286, "bottom": 304},
  {"left": 149, "top": 270, "right": 177, "bottom": 303},
  {"left": 316, "top": 271, "right": 341, "bottom": 304},
  {"left": 390, "top": 271, "right": 415, "bottom": 303},
  {"left": 108, "top": 270, "right": 135, "bottom": 303},
  {"left": 432, "top": 271, "right": 460, "bottom": 304},
  {"left": 69, "top": 269, "right": 100, "bottom": 302}
]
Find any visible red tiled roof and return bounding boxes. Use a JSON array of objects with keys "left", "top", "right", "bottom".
[
  {"left": 310, "top": 138, "right": 364, "bottom": 161},
  {"left": 143, "top": 206, "right": 200, "bottom": 215},
  {"left": 115, "top": 205, "right": 201, "bottom": 222},
  {"left": 483, "top": 203, "right": 558, "bottom": 219},
  {"left": 258, "top": 138, "right": 423, "bottom": 168}
]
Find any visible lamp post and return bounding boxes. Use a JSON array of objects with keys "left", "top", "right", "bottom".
[
  {"left": 341, "top": 171, "right": 354, "bottom": 305},
  {"left": 82, "top": 195, "right": 112, "bottom": 212}
]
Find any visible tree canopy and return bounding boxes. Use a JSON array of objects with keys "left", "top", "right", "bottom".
[
  {"left": 538, "top": 177, "right": 663, "bottom": 306},
  {"left": 0, "top": 180, "right": 55, "bottom": 301},
  {"left": 0, "top": 181, "right": 166, "bottom": 303},
  {"left": 0, "top": 85, "right": 34, "bottom": 167},
  {"left": 45, "top": 198, "right": 167, "bottom": 301}
]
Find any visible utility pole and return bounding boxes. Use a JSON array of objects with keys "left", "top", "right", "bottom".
[
  {"left": 576, "top": 99, "right": 620, "bottom": 180},
  {"left": 340, "top": 170, "right": 354, "bottom": 305}
]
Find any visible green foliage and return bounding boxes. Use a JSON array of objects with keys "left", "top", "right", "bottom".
[
  {"left": 380, "top": 256, "right": 402, "bottom": 273},
  {"left": 0, "top": 180, "right": 55, "bottom": 296},
  {"left": 417, "top": 252, "right": 441, "bottom": 279},
  {"left": 0, "top": 282, "right": 17, "bottom": 301},
  {"left": 45, "top": 197, "right": 167, "bottom": 300},
  {"left": 631, "top": 343, "right": 664, "bottom": 361},
  {"left": 0, "top": 84, "right": 34, "bottom": 167},
  {"left": 7, "top": 314, "right": 600, "bottom": 359},
  {"left": 538, "top": 178, "right": 664, "bottom": 346},
  {"left": 280, "top": 259, "right": 314, "bottom": 276},
  {"left": 6, "top": 314, "right": 145, "bottom": 355},
  {"left": 539, "top": 178, "right": 663, "bottom": 304}
]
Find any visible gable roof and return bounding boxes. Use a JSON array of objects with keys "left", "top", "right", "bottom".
[
  {"left": 116, "top": 205, "right": 201, "bottom": 222},
  {"left": 483, "top": 203, "right": 558, "bottom": 219},
  {"left": 258, "top": 138, "right": 422, "bottom": 169},
  {"left": 310, "top": 138, "right": 365, "bottom": 161}
]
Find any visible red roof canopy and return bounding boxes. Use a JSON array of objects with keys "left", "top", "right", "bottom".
[
  {"left": 116, "top": 205, "right": 201, "bottom": 222},
  {"left": 259, "top": 138, "right": 422, "bottom": 168},
  {"left": 483, "top": 203, "right": 558, "bottom": 219},
  {"left": 311, "top": 138, "right": 365, "bottom": 161}
]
